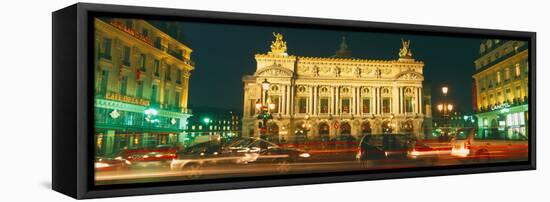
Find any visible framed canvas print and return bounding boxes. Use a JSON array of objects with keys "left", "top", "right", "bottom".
[{"left": 52, "top": 3, "right": 536, "bottom": 199}]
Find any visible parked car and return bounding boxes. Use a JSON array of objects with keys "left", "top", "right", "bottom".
[
  {"left": 94, "top": 156, "right": 131, "bottom": 171},
  {"left": 450, "top": 128, "right": 528, "bottom": 163}
]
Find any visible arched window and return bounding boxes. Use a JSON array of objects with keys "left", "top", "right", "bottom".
[{"left": 318, "top": 122, "right": 330, "bottom": 142}]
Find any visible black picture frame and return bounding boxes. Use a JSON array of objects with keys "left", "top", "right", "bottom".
[{"left": 52, "top": 3, "right": 536, "bottom": 199}]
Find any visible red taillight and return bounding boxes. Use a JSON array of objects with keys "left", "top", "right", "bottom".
[{"left": 464, "top": 142, "right": 471, "bottom": 150}]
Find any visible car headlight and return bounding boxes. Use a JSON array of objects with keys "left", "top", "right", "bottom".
[
  {"left": 95, "top": 162, "right": 110, "bottom": 168},
  {"left": 409, "top": 150, "right": 420, "bottom": 156},
  {"left": 299, "top": 153, "right": 310, "bottom": 158}
]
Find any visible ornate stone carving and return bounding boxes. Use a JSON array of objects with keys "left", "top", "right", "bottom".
[
  {"left": 354, "top": 66, "right": 362, "bottom": 78},
  {"left": 269, "top": 32, "right": 288, "bottom": 56},
  {"left": 374, "top": 68, "right": 382, "bottom": 78},
  {"left": 397, "top": 72, "right": 423, "bottom": 80},
  {"left": 382, "top": 68, "right": 392, "bottom": 75},
  {"left": 334, "top": 66, "right": 341, "bottom": 77},
  {"left": 312, "top": 65, "right": 320, "bottom": 77},
  {"left": 399, "top": 38, "right": 413, "bottom": 59},
  {"left": 255, "top": 66, "right": 293, "bottom": 77}
]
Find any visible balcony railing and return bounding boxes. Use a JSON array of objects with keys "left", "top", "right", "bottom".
[
  {"left": 99, "top": 53, "right": 112, "bottom": 60},
  {"left": 476, "top": 97, "right": 529, "bottom": 113},
  {"left": 107, "top": 19, "right": 195, "bottom": 67},
  {"left": 164, "top": 105, "right": 192, "bottom": 114},
  {"left": 109, "top": 21, "right": 153, "bottom": 46}
]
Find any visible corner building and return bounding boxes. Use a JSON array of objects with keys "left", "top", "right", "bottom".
[
  {"left": 242, "top": 34, "right": 429, "bottom": 143},
  {"left": 472, "top": 39, "right": 529, "bottom": 140},
  {"left": 94, "top": 18, "right": 194, "bottom": 156}
]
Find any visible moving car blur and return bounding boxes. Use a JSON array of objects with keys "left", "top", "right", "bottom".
[
  {"left": 96, "top": 128, "right": 528, "bottom": 185},
  {"left": 169, "top": 137, "right": 311, "bottom": 177}
]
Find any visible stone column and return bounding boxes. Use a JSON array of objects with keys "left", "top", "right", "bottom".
[
  {"left": 289, "top": 84, "right": 295, "bottom": 115},
  {"left": 308, "top": 85, "right": 314, "bottom": 114},
  {"left": 331, "top": 86, "right": 336, "bottom": 115},
  {"left": 285, "top": 85, "right": 291, "bottom": 115},
  {"left": 313, "top": 85, "right": 317, "bottom": 115},
  {"left": 351, "top": 87, "right": 357, "bottom": 115},
  {"left": 374, "top": 87, "right": 381, "bottom": 114},
  {"left": 393, "top": 86, "right": 399, "bottom": 114},
  {"left": 281, "top": 85, "right": 286, "bottom": 115},
  {"left": 335, "top": 86, "right": 340, "bottom": 115},
  {"left": 419, "top": 87, "right": 423, "bottom": 115}
]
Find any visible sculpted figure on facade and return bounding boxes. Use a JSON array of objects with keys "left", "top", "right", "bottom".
[
  {"left": 375, "top": 68, "right": 382, "bottom": 78},
  {"left": 269, "top": 32, "right": 287, "bottom": 55},
  {"left": 399, "top": 38, "right": 413, "bottom": 59},
  {"left": 354, "top": 66, "right": 362, "bottom": 78},
  {"left": 312, "top": 65, "right": 320, "bottom": 77},
  {"left": 244, "top": 34, "right": 427, "bottom": 142},
  {"left": 334, "top": 66, "right": 341, "bottom": 77}
]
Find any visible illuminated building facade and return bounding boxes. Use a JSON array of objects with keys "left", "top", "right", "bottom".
[
  {"left": 472, "top": 39, "right": 529, "bottom": 140},
  {"left": 94, "top": 18, "right": 194, "bottom": 155},
  {"left": 242, "top": 33, "right": 429, "bottom": 143},
  {"left": 186, "top": 107, "right": 241, "bottom": 142}
]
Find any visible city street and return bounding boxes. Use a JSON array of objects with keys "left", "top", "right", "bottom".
[{"left": 96, "top": 151, "right": 527, "bottom": 185}]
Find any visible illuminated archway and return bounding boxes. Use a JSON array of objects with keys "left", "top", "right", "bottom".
[
  {"left": 382, "top": 121, "right": 393, "bottom": 134},
  {"left": 318, "top": 122, "right": 330, "bottom": 141}
]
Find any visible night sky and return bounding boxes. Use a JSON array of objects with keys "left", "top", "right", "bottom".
[{"left": 173, "top": 20, "right": 483, "bottom": 114}]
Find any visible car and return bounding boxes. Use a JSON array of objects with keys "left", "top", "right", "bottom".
[
  {"left": 226, "top": 137, "right": 311, "bottom": 164},
  {"left": 356, "top": 134, "right": 415, "bottom": 161},
  {"left": 94, "top": 156, "right": 131, "bottom": 171},
  {"left": 120, "top": 145, "right": 179, "bottom": 168},
  {"left": 170, "top": 137, "right": 311, "bottom": 177},
  {"left": 170, "top": 140, "right": 251, "bottom": 178},
  {"left": 450, "top": 128, "right": 528, "bottom": 163}
]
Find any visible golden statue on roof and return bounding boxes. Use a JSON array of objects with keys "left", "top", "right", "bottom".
[
  {"left": 269, "top": 32, "right": 288, "bottom": 56},
  {"left": 399, "top": 38, "right": 413, "bottom": 59}
]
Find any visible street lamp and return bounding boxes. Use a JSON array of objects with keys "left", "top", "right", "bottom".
[
  {"left": 301, "top": 115, "right": 312, "bottom": 141},
  {"left": 257, "top": 79, "right": 275, "bottom": 140},
  {"left": 442, "top": 86, "right": 449, "bottom": 95},
  {"left": 261, "top": 79, "right": 271, "bottom": 91},
  {"left": 437, "top": 86, "right": 454, "bottom": 130}
]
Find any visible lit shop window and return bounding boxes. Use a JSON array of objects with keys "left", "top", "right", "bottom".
[{"left": 519, "top": 112, "right": 525, "bottom": 125}]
